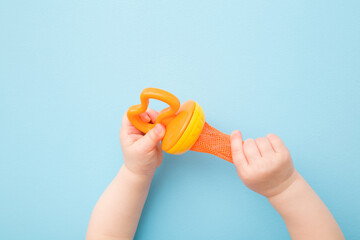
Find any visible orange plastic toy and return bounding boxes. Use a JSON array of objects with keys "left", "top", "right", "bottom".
[{"left": 127, "top": 88, "right": 233, "bottom": 163}]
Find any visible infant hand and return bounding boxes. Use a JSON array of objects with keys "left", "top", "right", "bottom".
[
  {"left": 119, "top": 109, "right": 165, "bottom": 177},
  {"left": 230, "top": 131, "right": 297, "bottom": 197}
]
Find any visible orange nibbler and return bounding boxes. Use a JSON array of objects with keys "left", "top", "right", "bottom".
[{"left": 127, "top": 88, "right": 233, "bottom": 163}]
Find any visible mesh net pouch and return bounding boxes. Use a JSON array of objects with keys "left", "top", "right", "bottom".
[{"left": 190, "top": 122, "right": 233, "bottom": 163}]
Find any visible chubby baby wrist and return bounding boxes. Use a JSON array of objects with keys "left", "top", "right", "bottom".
[
  {"left": 121, "top": 164, "right": 155, "bottom": 182},
  {"left": 266, "top": 170, "right": 302, "bottom": 200}
]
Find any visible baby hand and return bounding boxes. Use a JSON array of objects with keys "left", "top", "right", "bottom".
[
  {"left": 119, "top": 109, "right": 165, "bottom": 177},
  {"left": 230, "top": 131, "right": 297, "bottom": 197}
]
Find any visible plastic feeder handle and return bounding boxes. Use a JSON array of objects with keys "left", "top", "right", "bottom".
[{"left": 127, "top": 88, "right": 181, "bottom": 133}]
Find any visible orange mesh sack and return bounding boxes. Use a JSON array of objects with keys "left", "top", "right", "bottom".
[
  {"left": 190, "top": 122, "right": 232, "bottom": 163},
  {"left": 127, "top": 88, "right": 233, "bottom": 163}
]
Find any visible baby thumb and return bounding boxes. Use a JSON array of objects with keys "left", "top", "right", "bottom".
[{"left": 138, "top": 124, "right": 165, "bottom": 151}]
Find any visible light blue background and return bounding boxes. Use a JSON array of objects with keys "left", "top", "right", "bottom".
[{"left": 1, "top": 1, "right": 359, "bottom": 239}]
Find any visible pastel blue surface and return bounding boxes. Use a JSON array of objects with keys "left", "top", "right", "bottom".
[{"left": 1, "top": 1, "right": 359, "bottom": 239}]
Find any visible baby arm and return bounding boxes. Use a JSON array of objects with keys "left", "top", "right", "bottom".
[
  {"left": 230, "top": 131, "right": 344, "bottom": 240},
  {"left": 86, "top": 110, "right": 165, "bottom": 240}
]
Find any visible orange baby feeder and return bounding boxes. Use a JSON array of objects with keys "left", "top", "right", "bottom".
[{"left": 127, "top": 88, "right": 233, "bottom": 163}]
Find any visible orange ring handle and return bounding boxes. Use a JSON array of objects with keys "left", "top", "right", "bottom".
[{"left": 127, "top": 88, "right": 181, "bottom": 133}]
